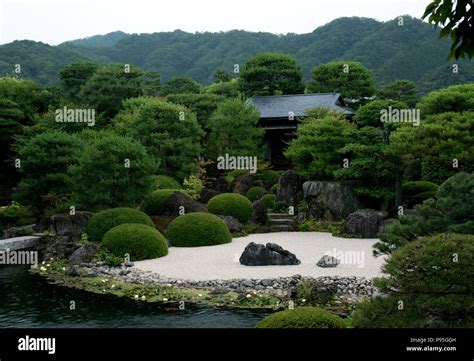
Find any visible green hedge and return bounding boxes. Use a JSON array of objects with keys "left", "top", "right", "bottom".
[
  {"left": 166, "top": 212, "right": 231, "bottom": 247},
  {"left": 252, "top": 170, "right": 281, "bottom": 181},
  {"left": 256, "top": 307, "right": 348, "bottom": 328},
  {"left": 152, "top": 175, "right": 182, "bottom": 190},
  {"left": 207, "top": 193, "right": 253, "bottom": 223},
  {"left": 246, "top": 186, "right": 266, "bottom": 201},
  {"left": 260, "top": 194, "right": 276, "bottom": 209},
  {"left": 402, "top": 181, "right": 439, "bottom": 197},
  {"left": 87, "top": 207, "right": 155, "bottom": 242},
  {"left": 102, "top": 223, "right": 168, "bottom": 261},
  {"left": 141, "top": 189, "right": 184, "bottom": 215}
]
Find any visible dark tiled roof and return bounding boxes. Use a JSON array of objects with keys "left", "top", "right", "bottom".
[{"left": 247, "top": 93, "right": 355, "bottom": 118}]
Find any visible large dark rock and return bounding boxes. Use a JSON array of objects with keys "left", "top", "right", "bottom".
[
  {"left": 218, "top": 215, "right": 242, "bottom": 232},
  {"left": 342, "top": 209, "right": 388, "bottom": 238},
  {"left": 49, "top": 211, "right": 93, "bottom": 239},
  {"left": 276, "top": 170, "right": 303, "bottom": 207},
  {"left": 252, "top": 200, "right": 267, "bottom": 225},
  {"left": 35, "top": 234, "right": 80, "bottom": 261},
  {"left": 158, "top": 192, "right": 208, "bottom": 217},
  {"left": 200, "top": 188, "right": 221, "bottom": 204},
  {"left": 303, "top": 181, "right": 361, "bottom": 221},
  {"left": 69, "top": 243, "right": 99, "bottom": 265},
  {"left": 231, "top": 172, "right": 253, "bottom": 195},
  {"left": 240, "top": 242, "right": 300, "bottom": 266}
]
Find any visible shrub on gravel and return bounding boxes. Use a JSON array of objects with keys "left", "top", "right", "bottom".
[
  {"left": 87, "top": 207, "right": 154, "bottom": 242},
  {"left": 102, "top": 223, "right": 168, "bottom": 261},
  {"left": 141, "top": 189, "right": 184, "bottom": 215},
  {"left": 256, "top": 307, "right": 348, "bottom": 328},
  {"left": 166, "top": 212, "right": 231, "bottom": 247},
  {"left": 207, "top": 193, "right": 253, "bottom": 223}
]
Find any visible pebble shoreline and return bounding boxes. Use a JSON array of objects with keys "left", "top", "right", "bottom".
[{"left": 77, "top": 262, "right": 376, "bottom": 301}]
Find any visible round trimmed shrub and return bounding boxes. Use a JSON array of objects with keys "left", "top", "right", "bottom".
[
  {"left": 166, "top": 212, "right": 231, "bottom": 247},
  {"left": 207, "top": 193, "right": 253, "bottom": 223},
  {"left": 402, "top": 181, "right": 439, "bottom": 197},
  {"left": 260, "top": 194, "right": 276, "bottom": 209},
  {"left": 256, "top": 307, "right": 347, "bottom": 328},
  {"left": 152, "top": 175, "right": 182, "bottom": 190},
  {"left": 87, "top": 207, "right": 154, "bottom": 242},
  {"left": 253, "top": 170, "right": 281, "bottom": 181},
  {"left": 102, "top": 223, "right": 168, "bottom": 261},
  {"left": 141, "top": 189, "right": 184, "bottom": 215},
  {"left": 246, "top": 186, "right": 266, "bottom": 201}
]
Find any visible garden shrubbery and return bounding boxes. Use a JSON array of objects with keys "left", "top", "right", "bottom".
[
  {"left": 166, "top": 212, "right": 231, "bottom": 247},
  {"left": 207, "top": 193, "right": 253, "bottom": 223},
  {"left": 246, "top": 186, "right": 266, "bottom": 201},
  {"left": 152, "top": 175, "right": 182, "bottom": 190},
  {"left": 256, "top": 307, "right": 348, "bottom": 328},
  {"left": 260, "top": 194, "right": 276, "bottom": 209},
  {"left": 87, "top": 207, "right": 155, "bottom": 242},
  {"left": 102, "top": 223, "right": 168, "bottom": 261},
  {"left": 141, "top": 189, "right": 184, "bottom": 215},
  {"left": 352, "top": 233, "right": 474, "bottom": 328},
  {"left": 375, "top": 172, "right": 474, "bottom": 255}
]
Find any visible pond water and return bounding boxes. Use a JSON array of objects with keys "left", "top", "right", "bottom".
[{"left": 0, "top": 265, "right": 269, "bottom": 328}]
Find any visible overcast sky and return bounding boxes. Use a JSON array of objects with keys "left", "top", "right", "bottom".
[{"left": 0, "top": 0, "right": 428, "bottom": 45}]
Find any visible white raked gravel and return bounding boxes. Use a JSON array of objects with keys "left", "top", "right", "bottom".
[{"left": 133, "top": 232, "right": 386, "bottom": 281}]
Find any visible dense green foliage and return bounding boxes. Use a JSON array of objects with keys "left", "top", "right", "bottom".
[
  {"left": 70, "top": 131, "right": 157, "bottom": 211},
  {"left": 207, "top": 193, "right": 253, "bottom": 223},
  {"left": 102, "top": 223, "right": 168, "bottom": 261},
  {"left": 352, "top": 233, "right": 474, "bottom": 328},
  {"left": 151, "top": 175, "right": 182, "bottom": 190},
  {"left": 87, "top": 207, "right": 155, "bottom": 242},
  {"left": 256, "top": 307, "right": 348, "bottom": 328},
  {"left": 375, "top": 172, "right": 474, "bottom": 255},
  {"left": 260, "top": 194, "right": 276, "bottom": 209},
  {"left": 13, "top": 131, "right": 84, "bottom": 213},
  {"left": 416, "top": 84, "right": 474, "bottom": 115},
  {"left": 308, "top": 61, "right": 375, "bottom": 101},
  {"left": 246, "top": 187, "right": 266, "bottom": 202},
  {"left": 239, "top": 52, "right": 305, "bottom": 96},
  {"left": 59, "top": 61, "right": 98, "bottom": 102},
  {"left": 376, "top": 80, "right": 418, "bottom": 106},
  {"left": 422, "top": 0, "right": 474, "bottom": 59},
  {"left": 162, "top": 77, "right": 201, "bottom": 95},
  {"left": 353, "top": 99, "right": 408, "bottom": 128},
  {"left": 166, "top": 212, "right": 231, "bottom": 247},
  {"left": 114, "top": 97, "right": 204, "bottom": 179},
  {"left": 207, "top": 98, "right": 263, "bottom": 159},
  {"left": 141, "top": 189, "right": 184, "bottom": 215}
]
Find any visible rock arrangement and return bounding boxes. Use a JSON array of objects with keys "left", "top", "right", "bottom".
[
  {"left": 71, "top": 262, "right": 375, "bottom": 300},
  {"left": 239, "top": 242, "right": 300, "bottom": 266},
  {"left": 341, "top": 208, "right": 398, "bottom": 238}
]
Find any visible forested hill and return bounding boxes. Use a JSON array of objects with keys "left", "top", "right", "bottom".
[{"left": 1, "top": 16, "right": 473, "bottom": 92}]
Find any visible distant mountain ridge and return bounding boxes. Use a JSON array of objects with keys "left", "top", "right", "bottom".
[{"left": 0, "top": 16, "right": 473, "bottom": 93}]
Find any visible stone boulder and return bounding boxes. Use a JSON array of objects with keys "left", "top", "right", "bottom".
[
  {"left": 1, "top": 224, "right": 36, "bottom": 239},
  {"left": 35, "top": 234, "right": 80, "bottom": 261},
  {"left": 240, "top": 242, "right": 300, "bottom": 266},
  {"left": 276, "top": 170, "right": 303, "bottom": 207},
  {"left": 251, "top": 200, "right": 267, "bottom": 225},
  {"left": 342, "top": 209, "right": 388, "bottom": 238},
  {"left": 158, "top": 192, "right": 208, "bottom": 217},
  {"left": 231, "top": 172, "right": 253, "bottom": 195},
  {"left": 49, "top": 211, "right": 93, "bottom": 239},
  {"left": 69, "top": 243, "right": 99, "bottom": 265},
  {"left": 316, "top": 255, "right": 340, "bottom": 268},
  {"left": 200, "top": 188, "right": 221, "bottom": 204},
  {"left": 218, "top": 215, "right": 242, "bottom": 233},
  {"left": 310, "top": 282, "right": 338, "bottom": 304},
  {"left": 303, "top": 181, "right": 361, "bottom": 221}
]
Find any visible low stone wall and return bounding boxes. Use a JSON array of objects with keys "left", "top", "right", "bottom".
[{"left": 77, "top": 262, "right": 375, "bottom": 301}]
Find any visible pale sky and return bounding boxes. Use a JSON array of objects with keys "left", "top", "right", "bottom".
[{"left": 0, "top": 0, "right": 429, "bottom": 45}]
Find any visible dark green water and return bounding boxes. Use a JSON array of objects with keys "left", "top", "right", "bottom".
[{"left": 0, "top": 265, "right": 269, "bottom": 328}]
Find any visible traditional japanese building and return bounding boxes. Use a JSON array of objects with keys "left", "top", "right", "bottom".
[{"left": 247, "top": 93, "right": 355, "bottom": 167}]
